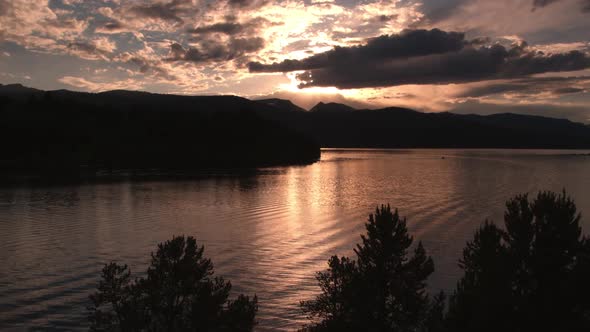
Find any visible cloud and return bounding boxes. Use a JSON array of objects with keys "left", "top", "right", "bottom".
[
  {"left": 0, "top": 0, "right": 88, "bottom": 51},
  {"left": 249, "top": 29, "right": 590, "bottom": 89},
  {"left": 128, "top": 0, "right": 189, "bottom": 24},
  {"left": 456, "top": 76, "right": 589, "bottom": 98},
  {"left": 532, "top": 0, "right": 590, "bottom": 12},
  {"left": 532, "top": 0, "right": 561, "bottom": 10},
  {"left": 187, "top": 18, "right": 272, "bottom": 36},
  {"left": 249, "top": 29, "right": 466, "bottom": 72},
  {"left": 188, "top": 22, "right": 247, "bottom": 35},
  {"left": 94, "top": 0, "right": 200, "bottom": 34},
  {"left": 414, "top": 0, "right": 589, "bottom": 47},
  {"left": 413, "top": 0, "right": 470, "bottom": 25},
  {"left": 167, "top": 37, "right": 265, "bottom": 64},
  {"left": 58, "top": 76, "right": 143, "bottom": 91},
  {"left": 67, "top": 37, "right": 117, "bottom": 60},
  {"left": 226, "top": 0, "right": 269, "bottom": 10},
  {"left": 313, "top": 0, "right": 422, "bottom": 42},
  {"left": 457, "top": 82, "right": 535, "bottom": 98},
  {"left": 115, "top": 51, "right": 178, "bottom": 81},
  {"left": 95, "top": 20, "right": 128, "bottom": 34},
  {"left": 106, "top": 42, "right": 214, "bottom": 93},
  {"left": 554, "top": 87, "right": 585, "bottom": 94}
]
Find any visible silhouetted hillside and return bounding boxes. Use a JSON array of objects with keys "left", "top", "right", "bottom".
[
  {"left": 309, "top": 102, "right": 356, "bottom": 113},
  {"left": 256, "top": 98, "right": 306, "bottom": 112},
  {"left": 256, "top": 102, "right": 590, "bottom": 149},
  {"left": 0, "top": 84, "right": 43, "bottom": 100},
  {"left": 0, "top": 85, "right": 320, "bottom": 175}
]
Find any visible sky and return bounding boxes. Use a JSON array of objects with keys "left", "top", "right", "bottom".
[{"left": 0, "top": 0, "right": 589, "bottom": 122}]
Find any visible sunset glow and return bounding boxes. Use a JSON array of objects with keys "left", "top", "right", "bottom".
[
  {"left": 0, "top": 0, "right": 589, "bottom": 119},
  {"left": 278, "top": 71, "right": 360, "bottom": 98}
]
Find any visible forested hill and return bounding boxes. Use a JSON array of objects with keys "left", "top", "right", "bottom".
[
  {"left": 255, "top": 100, "right": 590, "bottom": 149},
  {"left": 0, "top": 84, "right": 320, "bottom": 174}
]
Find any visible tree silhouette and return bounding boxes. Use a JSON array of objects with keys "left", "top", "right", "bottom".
[
  {"left": 88, "top": 236, "right": 257, "bottom": 331},
  {"left": 447, "top": 191, "right": 590, "bottom": 332},
  {"left": 445, "top": 222, "right": 513, "bottom": 332},
  {"left": 301, "top": 205, "right": 438, "bottom": 331}
]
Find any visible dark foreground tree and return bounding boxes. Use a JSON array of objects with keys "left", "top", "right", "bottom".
[
  {"left": 301, "top": 205, "right": 441, "bottom": 331},
  {"left": 447, "top": 191, "right": 590, "bottom": 332},
  {"left": 88, "top": 236, "right": 258, "bottom": 331}
]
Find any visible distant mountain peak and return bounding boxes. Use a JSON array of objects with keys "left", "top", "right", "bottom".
[
  {"left": 4, "top": 83, "right": 24, "bottom": 88},
  {"left": 256, "top": 98, "right": 306, "bottom": 112},
  {"left": 310, "top": 102, "right": 356, "bottom": 113},
  {"left": 0, "top": 83, "right": 30, "bottom": 90},
  {"left": 0, "top": 83, "right": 42, "bottom": 95}
]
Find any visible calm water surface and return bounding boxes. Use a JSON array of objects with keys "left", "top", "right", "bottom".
[{"left": 1, "top": 149, "right": 590, "bottom": 330}]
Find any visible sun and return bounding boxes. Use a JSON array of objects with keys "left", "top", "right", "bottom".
[{"left": 278, "top": 71, "right": 359, "bottom": 97}]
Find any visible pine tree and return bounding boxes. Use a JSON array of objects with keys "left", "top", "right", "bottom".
[
  {"left": 446, "top": 222, "right": 513, "bottom": 332},
  {"left": 448, "top": 191, "right": 590, "bottom": 331},
  {"left": 88, "top": 236, "right": 257, "bottom": 331},
  {"left": 301, "top": 205, "right": 437, "bottom": 331}
]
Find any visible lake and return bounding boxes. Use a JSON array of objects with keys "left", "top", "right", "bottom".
[{"left": 1, "top": 149, "right": 590, "bottom": 331}]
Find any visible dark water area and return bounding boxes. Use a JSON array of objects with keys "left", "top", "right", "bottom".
[{"left": 1, "top": 149, "right": 590, "bottom": 331}]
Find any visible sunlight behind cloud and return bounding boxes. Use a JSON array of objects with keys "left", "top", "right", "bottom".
[{"left": 279, "top": 71, "right": 360, "bottom": 97}]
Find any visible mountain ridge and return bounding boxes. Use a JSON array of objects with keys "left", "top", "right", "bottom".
[
  {"left": 255, "top": 98, "right": 306, "bottom": 112},
  {"left": 309, "top": 102, "right": 357, "bottom": 113},
  {"left": 1, "top": 84, "right": 590, "bottom": 150},
  {"left": 1, "top": 84, "right": 586, "bottom": 125}
]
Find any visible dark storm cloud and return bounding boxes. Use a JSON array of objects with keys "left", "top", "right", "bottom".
[
  {"left": 499, "top": 49, "right": 590, "bottom": 75},
  {"left": 167, "top": 37, "right": 265, "bottom": 64},
  {"left": 249, "top": 29, "right": 466, "bottom": 73},
  {"left": 249, "top": 29, "right": 590, "bottom": 89}
]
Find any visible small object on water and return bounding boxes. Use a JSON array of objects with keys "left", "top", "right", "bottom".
[{"left": 441, "top": 156, "right": 445, "bottom": 159}]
